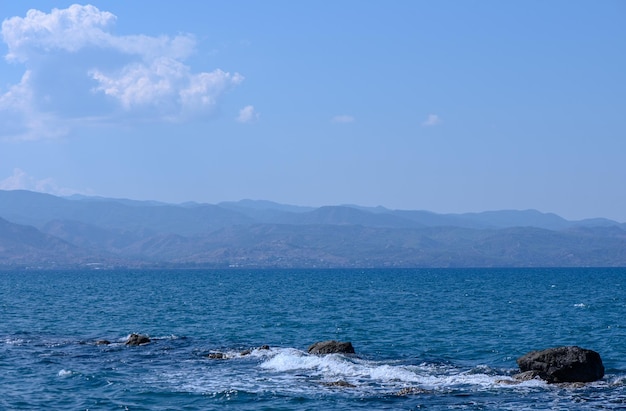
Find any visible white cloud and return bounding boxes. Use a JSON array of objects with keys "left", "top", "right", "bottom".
[
  {"left": 0, "top": 71, "right": 69, "bottom": 140},
  {"left": 0, "top": 168, "right": 79, "bottom": 196},
  {"left": 2, "top": 4, "right": 195, "bottom": 62},
  {"left": 422, "top": 114, "right": 442, "bottom": 127},
  {"left": 332, "top": 115, "right": 355, "bottom": 123},
  {"left": 0, "top": 4, "right": 243, "bottom": 139},
  {"left": 2, "top": 5, "right": 116, "bottom": 62},
  {"left": 236, "top": 105, "right": 259, "bottom": 123}
]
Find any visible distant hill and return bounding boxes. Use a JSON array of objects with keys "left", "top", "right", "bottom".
[
  {"left": 0, "top": 189, "right": 624, "bottom": 269},
  {"left": 0, "top": 217, "right": 91, "bottom": 267}
]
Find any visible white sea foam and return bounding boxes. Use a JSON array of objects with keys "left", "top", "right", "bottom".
[
  {"left": 58, "top": 369, "right": 73, "bottom": 377},
  {"left": 259, "top": 348, "right": 508, "bottom": 389},
  {"left": 3, "top": 337, "right": 25, "bottom": 345},
  {"left": 147, "top": 346, "right": 575, "bottom": 400},
  {"left": 152, "top": 334, "right": 182, "bottom": 340}
]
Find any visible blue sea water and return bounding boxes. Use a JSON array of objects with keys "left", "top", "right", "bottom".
[{"left": 1, "top": 268, "right": 625, "bottom": 410}]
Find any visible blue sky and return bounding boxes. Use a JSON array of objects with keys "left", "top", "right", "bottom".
[{"left": 0, "top": 2, "right": 624, "bottom": 221}]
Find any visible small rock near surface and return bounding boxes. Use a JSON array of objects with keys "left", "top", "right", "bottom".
[
  {"left": 307, "top": 340, "right": 355, "bottom": 355},
  {"left": 125, "top": 333, "right": 150, "bottom": 346}
]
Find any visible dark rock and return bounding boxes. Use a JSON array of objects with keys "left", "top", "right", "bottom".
[
  {"left": 307, "top": 340, "right": 355, "bottom": 355},
  {"left": 125, "top": 333, "right": 150, "bottom": 346},
  {"left": 95, "top": 339, "right": 111, "bottom": 345},
  {"left": 240, "top": 349, "right": 252, "bottom": 356},
  {"left": 206, "top": 352, "right": 226, "bottom": 359},
  {"left": 259, "top": 344, "right": 270, "bottom": 350},
  {"left": 322, "top": 380, "right": 356, "bottom": 388},
  {"left": 516, "top": 346, "right": 604, "bottom": 383}
]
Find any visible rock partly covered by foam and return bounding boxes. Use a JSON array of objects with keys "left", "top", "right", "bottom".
[
  {"left": 206, "top": 345, "right": 271, "bottom": 359},
  {"left": 516, "top": 346, "right": 604, "bottom": 383},
  {"left": 125, "top": 333, "right": 150, "bottom": 346},
  {"left": 307, "top": 340, "right": 355, "bottom": 355}
]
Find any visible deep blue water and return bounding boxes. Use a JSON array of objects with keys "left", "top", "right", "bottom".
[{"left": 1, "top": 268, "right": 625, "bottom": 410}]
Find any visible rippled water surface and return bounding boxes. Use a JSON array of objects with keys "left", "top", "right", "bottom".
[{"left": 1, "top": 268, "right": 625, "bottom": 409}]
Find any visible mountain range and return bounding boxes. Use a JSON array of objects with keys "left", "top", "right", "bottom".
[{"left": 1, "top": 189, "right": 624, "bottom": 269}]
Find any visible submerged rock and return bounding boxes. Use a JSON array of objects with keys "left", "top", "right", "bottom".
[
  {"left": 496, "top": 371, "right": 543, "bottom": 385},
  {"left": 210, "top": 345, "right": 271, "bottom": 359},
  {"left": 396, "top": 387, "right": 431, "bottom": 396},
  {"left": 125, "top": 333, "right": 150, "bottom": 346},
  {"left": 307, "top": 340, "right": 355, "bottom": 355},
  {"left": 95, "top": 339, "right": 111, "bottom": 346},
  {"left": 514, "top": 370, "right": 546, "bottom": 381},
  {"left": 322, "top": 380, "right": 356, "bottom": 388},
  {"left": 516, "top": 346, "right": 604, "bottom": 383}
]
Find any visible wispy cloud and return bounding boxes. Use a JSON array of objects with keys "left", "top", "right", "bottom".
[
  {"left": 0, "top": 4, "right": 244, "bottom": 140},
  {"left": 0, "top": 168, "right": 81, "bottom": 196},
  {"left": 236, "top": 105, "right": 260, "bottom": 123},
  {"left": 422, "top": 114, "right": 442, "bottom": 127},
  {"left": 332, "top": 115, "right": 355, "bottom": 124}
]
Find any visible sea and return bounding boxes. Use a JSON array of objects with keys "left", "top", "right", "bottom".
[{"left": 1, "top": 268, "right": 625, "bottom": 410}]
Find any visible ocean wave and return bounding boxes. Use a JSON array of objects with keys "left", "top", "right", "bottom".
[{"left": 257, "top": 347, "right": 530, "bottom": 393}]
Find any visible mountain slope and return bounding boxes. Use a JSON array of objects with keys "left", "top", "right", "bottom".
[{"left": 0, "top": 217, "right": 90, "bottom": 267}]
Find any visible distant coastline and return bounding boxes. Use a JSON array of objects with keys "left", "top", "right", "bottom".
[{"left": 1, "top": 189, "right": 625, "bottom": 269}]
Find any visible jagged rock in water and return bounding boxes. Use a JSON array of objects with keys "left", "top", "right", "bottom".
[
  {"left": 322, "top": 380, "right": 356, "bottom": 388},
  {"left": 95, "top": 339, "right": 111, "bottom": 345},
  {"left": 516, "top": 346, "right": 604, "bottom": 383},
  {"left": 307, "top": 340, "right": 355, "bottom": 354},
  {"left": 125, "top": 333, "right": 150, "bottom": 346},
  {"left": 206, "top": 352, "right": 226, "bottom": 359}
]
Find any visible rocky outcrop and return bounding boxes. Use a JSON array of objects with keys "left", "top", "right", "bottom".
[
  {"left": 307, "top": 340, "right": 355, "bottom": 354},
  {"left": 125, "top": 333, "right": 150, "bottom": 346},
  {"left": 516, "top": 346, "right": 604, "bottom": 383}
]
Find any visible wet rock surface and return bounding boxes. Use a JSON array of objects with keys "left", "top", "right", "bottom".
[
  {"left": 516, "top": 346, "right": 604, "bottom": 383},
  {"left": 307, "top": 340, "right": 355, "bottom": 355}
]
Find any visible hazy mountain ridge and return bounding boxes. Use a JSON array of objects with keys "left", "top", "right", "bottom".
[{"left": 0, "top": 190, "right": 624, "bottom": 268}]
